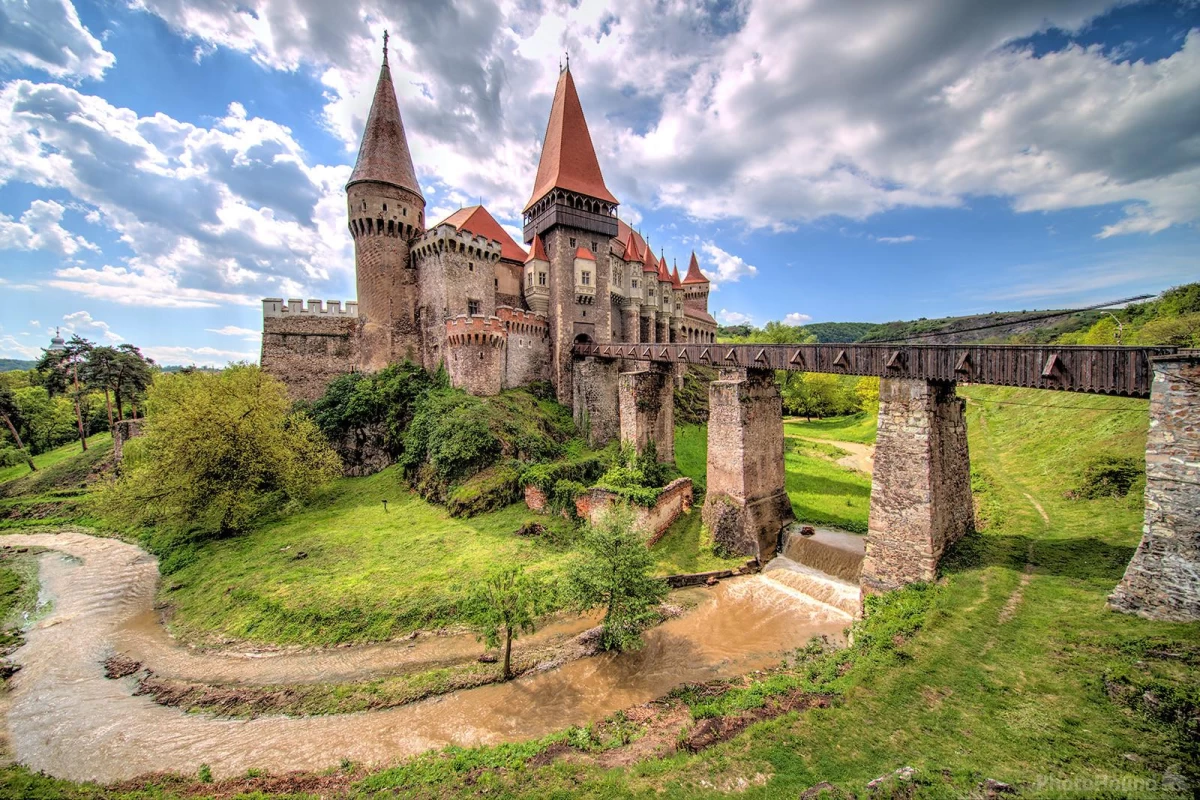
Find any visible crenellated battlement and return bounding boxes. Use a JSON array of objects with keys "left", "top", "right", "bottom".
[
  {"left": 445, "top": 314, "right": 508, "bottom": 347},
  {"left": 495, "top": 306, "right": 549, "bottom": 336},
  {"left": 263, "top": 298, "right": 360, "bottom": 318},
  {"left": 412, "top": 223, "right": 503, "bottom": 263}
]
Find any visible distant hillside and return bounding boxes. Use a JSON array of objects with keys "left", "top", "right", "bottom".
[
  {"left": 0, "top": 359, "right": 35, "bottom": 373},
  {"left": 804, "top": 322, "right": 880, "bottom": 343},
  {"left": 857, "top": 309, "right": 1101, "bottom": 344}
]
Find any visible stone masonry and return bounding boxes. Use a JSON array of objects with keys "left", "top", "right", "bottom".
[
  {"left": 702, "top": 368, "right": 793, "bottom": 559},
  {"left": 1109, "top": 354, "right": 1200, "bottom": 622},
  {"left": 572, "top": 357, "right": 620, "bottom": 447},
  {"left": 618, "top": 365, "right": 674, "bottom": 462},
  {"left": 261, "top": 300, "right": 361, "bottom": 402},
  {"left": 861, "top": 378, "right": 973, "bottom": 594}
]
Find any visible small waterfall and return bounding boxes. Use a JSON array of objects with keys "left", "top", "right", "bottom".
[{"left": 761, "top": 525, "right": 867, "bottom": 617}]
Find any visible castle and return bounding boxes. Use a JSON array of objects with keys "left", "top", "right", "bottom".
[{"left": 261, "top": 38, "right": 716, "bottom": 403}]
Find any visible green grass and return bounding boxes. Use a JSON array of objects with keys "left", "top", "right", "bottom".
[
  {"left": 782, "top": 412, "right": 877, "bottom": 444},
  {"left": 651, "top": 511, "right": 742, "bottom": 575},
  {"left": 0, "top": 432, "right": 111, "bottom": 488}
]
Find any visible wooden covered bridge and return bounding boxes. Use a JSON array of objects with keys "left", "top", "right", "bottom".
[{"left": 570, "top": 342, "right": 1200, "bottom": 622}]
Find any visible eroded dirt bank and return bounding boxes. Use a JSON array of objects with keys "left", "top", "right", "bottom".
[{"left": 0, "top": 530, "right": 848, "bottom": 782}]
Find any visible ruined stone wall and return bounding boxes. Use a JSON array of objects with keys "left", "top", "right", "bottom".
[
  {"left": 111, "top": 418, "right": 144, "bottom": 461},
  {"left": 576, "top": 477, "right": 693, "bottom": 544},
  {"left": 444, "top": 315, "right": 505, "bottom": 397},
  {"left": 347, "top": 182, "right": 423, "bottom": 370},
  {"left": 701, "top": 368, "right": 793, "bottom": 559},
  {"left": 497, "top": 307, "right": 550, "bottom": 389},
  {"left": 261, "top": 305, "right": 359, "bottom": 401},
  {"left": 544, "top": 226, "right": 612, "bottom": 405},
  {"left": 861, "top": 378, "right": 972, "bottom": 594},
  {"left": 1109, "top": 354, "right": 1200, "bottom": 622},
  {"left": 572, "top": 357, "right": 620, "bottom": 446},
  {"left": 618, "top": 366, "right": 674, "bottom": 462}
]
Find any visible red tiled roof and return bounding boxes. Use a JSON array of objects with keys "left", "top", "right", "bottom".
[
  {"left": 347, "top": 43, "right": 422, "bottom": 197},
  {"left": 683, "top": 251, "right": 709, "bottom": 285},
  {"left": 671, "top": 264, "right": 682, "bottom": 288},
  {"left": 684, "top": 307, "right": 716, "bottom": 325},
  {"left": 641, "top": 241, "right": 658, "bottom": 273},
  {"left": 524, "top": 68, "right": 619, "bottom": 212},
  {"left": 657, "top": 253, "right": 672, "bottom": 283},
  {"left": 436, "top": 205, "right": 528, "bottom": 263},
  {"left": 574, "top": 246, "right": 596, "bottom": 261},
  {"left": 526, "top": 233, "right": 548, "bottom": 263}
]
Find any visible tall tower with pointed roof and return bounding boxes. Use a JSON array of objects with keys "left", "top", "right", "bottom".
[
  {"left": 524, "top": 64, "right": 619, "bottom": 403},
  {"left": 347, "top": 34, "right": 426, "bottom": 370}
]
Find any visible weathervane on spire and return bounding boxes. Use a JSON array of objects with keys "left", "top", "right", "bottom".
[
  {"left": 563, "top": 51, "right": 570, "bottom": 73},
  {"left": 383, "top": 30, "right": 389, "bottom": 62}
]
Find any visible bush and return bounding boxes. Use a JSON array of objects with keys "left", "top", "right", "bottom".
[
  {"left": 0, "top": 447, "right": 25, "bottom": 469},
  {"left": 402, "top": 389, "right": 501, "bottom": 483},
  {"left": 521, "top": 455, "right": 608, "bottom": 493},
  {"left": 1071, "top": 453, "right": 1144, "bottom": 500}
]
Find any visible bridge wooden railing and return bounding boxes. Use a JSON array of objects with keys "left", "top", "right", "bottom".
[{"left": 571, "top": 342, "right": 1184, "bottom": 397}]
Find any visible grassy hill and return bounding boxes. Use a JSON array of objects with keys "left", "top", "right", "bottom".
[{"left": 0, "top": 359, "right": 35, "bottom": 373}]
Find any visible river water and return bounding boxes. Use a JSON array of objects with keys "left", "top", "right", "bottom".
[{"left": 2, "top": 530, "right": 851, "bottom": 782}]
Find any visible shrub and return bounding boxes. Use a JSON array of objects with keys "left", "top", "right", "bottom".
[
  {"left": 307, "top": 362, "right": 441, "bottom": 461},
  {"left": 402, "top": 389, "right": 501, "bottom": 483},
  {"left": 1071, "top": 453, "right": 1144, "bottom": 500},
  {"left": 446, "top": 462, "right": 523, "bottom": 517}
]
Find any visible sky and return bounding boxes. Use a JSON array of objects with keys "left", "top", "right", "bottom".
[{"left": 0, "top": 0, "right": 1198, "bottom": 366}]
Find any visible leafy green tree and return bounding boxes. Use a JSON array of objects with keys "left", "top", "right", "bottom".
[
  {"left": 564, "top": 504, "right": 668, "bottom": 652},
  {"left": 105, "top": 365, "right": 341, "bottom": 537},
  {"left": 0, "top": 384, "right": 36, "bottom": 472},
  {"left": 36, "top": 335, "right": 94, "bottom": 451},
  {"left": 112, "top": 345, "right": 155, "bottom": 420},
  {"left": 464, "top": 566, "right": 548, "bottom": 680},
  {"left": 83, "top": 345, "right": 121, "bottom": 431},
  {"left": 308, "top": 361, "right": 439, "bottom": 458}
]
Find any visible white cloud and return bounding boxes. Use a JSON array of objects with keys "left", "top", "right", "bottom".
[
  {"left": 62, "top": 310, "right": 122, "bottom": 343},
  {"left": 0, "top": 277, "right": 38, "bottom": 291},
  {"left": 0, "top": 81, "right": 353, "bottom": 307},
  {"left": 0, "top": 0, "right": 114, "bottom": 80},
  {"left": 699, "top": 242, "right": 758, "bottom": 290},
  {"left": 206, "top": 325, "right": 262, "bottom": 341},
  {"left": 873, "top": 235, "right": 918, "bottom": 244},
  {"left": 783, "top": 313, "right": 812, "bottom": 325},
  {"left": 0, "top": 334, "right": 41, "bottom": 359},
  {"left": 0, "top": 199, "right": 99, "bottom": 257},
  {"left": 141, "top": 344, "right": 258, "bottom": 368},
  {"left": 717, "top": 309, "right": 753, "bottom": 326}
]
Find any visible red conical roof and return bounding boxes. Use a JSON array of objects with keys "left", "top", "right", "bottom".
[
  {"left": 641, "top": 242, "right": 658, "bottom": 273},
  {"left": 683, "top": 251, "right": 709, "bottom": 285},
  {"left": 574, "top": 246, "right": 596, "bottom": 261},
  {"left": 348, "top": 41, "right": 422, "bottom": 198},
  {"left": 436, "top": 205, "right": 527, "bottom": 263},
  {"left": 671, "top": 264, "right": 682, "bottom": 287},
  {"left": 526, "top": 233, "right": 548, "bottom": 263},
  {"left": 524, "top": 67, "right": 618, "bottom": 212},
  {"left": 620, "top": 228, "right": 641, "bottom": 262},
  {"left": 657, "top": 251, "right": 672, "bottom": 283}
]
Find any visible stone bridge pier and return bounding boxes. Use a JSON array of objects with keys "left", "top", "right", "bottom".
[
  {"left": 572, "top": 357, "right": 620, "bottom": 447},
  {"left": 702, "top": 368, "right": 794, "bottom": 560},
  {"left": 1110, "top": 353, "right": 1200, "bottom": 622},
  {"left": 618, "top": 364, "right": 674, "bottom": 462},
  {"left": 861, "top": 378, "right": 973, "bottom": 594}
]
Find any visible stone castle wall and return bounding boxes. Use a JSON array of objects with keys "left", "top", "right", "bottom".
[
  {"left": 261, "top": 299, "right": 360, "bottom": 401},
  {"left": 572, "top": 357, "right": 620, "bottom": 446},
  {"left": 1109, "top": 354, "right": 1200, "bottom": 621},
  {"left": 496, "top": 307, "right": 550, "bottom": 388},
  {"left": 544, "top": 226, "right": 612, "bottom": 406},
  {"left": 413, "top": 226, "right": 503, "bottom": 372},
  {"left": 575, "top": 476, "right": 693, "bottom": 544},
  {"left": 444, "top": 315, "right": 506, "bottom": 396}
]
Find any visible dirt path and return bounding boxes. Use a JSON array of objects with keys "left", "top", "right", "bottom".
[
  {"left": 795, "top": 437, "right": 875, "bottom": 475},
  {"left": 0, "top": 530, "right": 847, "bottom": 783}
]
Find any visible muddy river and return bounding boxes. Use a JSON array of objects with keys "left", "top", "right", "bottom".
[{"left": 2, "top": 530, "right": 850, "bottom": 782}]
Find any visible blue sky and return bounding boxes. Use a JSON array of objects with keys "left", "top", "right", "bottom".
[{"left": 1, "top": 0, "right": 1198, "bottom": 365}]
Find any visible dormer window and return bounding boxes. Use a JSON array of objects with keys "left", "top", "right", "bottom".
[{"left": 538, "top": 272, "right": 547, "bottom": 286}]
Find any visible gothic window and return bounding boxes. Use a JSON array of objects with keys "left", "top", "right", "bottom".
[
  {"left": 468, "top": 299, "right": 480, "bottom": 316},
  {"left": 632, "top": 279, "right": 638, "bottom": 289},
  {"left": 538, "top": 272, "right": 547, "bottom": 286},
  {"left": 581, "top": 271, "right": 591, "bottom": 286}
]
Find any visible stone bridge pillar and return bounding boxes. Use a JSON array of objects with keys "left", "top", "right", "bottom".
[
  {"left": 861, "top": 378, "right": 973, "bottom": 594},
  {"left": 702, "top": 368, "right": 793, "bottom": 559},
  {"left": 1110, "top": 354, "right": 1200, "bottom": 621},
  {"left": 572, "top": 357, "right": 620, "bottom": 447},
  {"left": 618, "top": 364, "right": 674, "bottom": 462}
]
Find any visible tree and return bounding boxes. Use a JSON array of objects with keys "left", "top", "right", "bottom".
[
  {"left": 113, "top": 344, "right": 155, "bottom": 420},
  {"left": 463, "top": 566, "right": 547, "bottom": 680},
  {"left": 104, "top": 365, "right": 342, "bottom": 537},
  {"left": 36, "top": 335, "right": 94, "bottom": 451},
  {"left": 0, "top": 384, "right": 36, "bottom": 472},
  {"left": 83, "top": 345, "right": 120, "bottom": 431},
  {"left": 564, "top": 504, "right": 668, "bottom": 652}
]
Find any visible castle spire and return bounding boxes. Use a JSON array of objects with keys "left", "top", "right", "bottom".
[
  {"left": 524, "top": 67, "right": 617, "bottom": 213},
  {"left": 347, "top": 33, "right": 422, "bottom": 198},
  {"left": 683, "top": 251, "right": 709, "bottom": 285}
]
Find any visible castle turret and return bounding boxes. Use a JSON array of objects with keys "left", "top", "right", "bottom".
[
  {"left": 523, "top": 64, "right": 619, "bottom": 402},
  {"left": 347, "top": 33, "right": 426, "bottom": 370},
  {"left": 682, "top": 251, "right": 710, "bottom": 307},
  {"left": 524, "top": 234, "right": 550, "bottom": 316}
]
